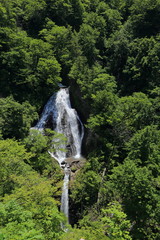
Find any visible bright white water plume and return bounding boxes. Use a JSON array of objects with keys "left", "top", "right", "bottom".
[
  {"left": 34, "top": 88, "right": 84, "bottom": 223},
  {"left": 51, "top": 88, "right": 84, "bottom": 164}
]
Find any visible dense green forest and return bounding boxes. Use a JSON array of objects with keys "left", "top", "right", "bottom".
[{"left": 0, "top": 0, "right": 160, "bottom": 239}]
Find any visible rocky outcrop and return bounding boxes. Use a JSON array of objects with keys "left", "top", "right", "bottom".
[{"left": 61, "top": 156, "right": 86, "bottom": 181}]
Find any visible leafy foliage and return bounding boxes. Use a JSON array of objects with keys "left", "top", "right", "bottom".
[
  {"left": 0, "top": 138, "right": 64, "bottom": 239},
  {"left": 0, "top": 97, "right": 38, "bottom": 139}
]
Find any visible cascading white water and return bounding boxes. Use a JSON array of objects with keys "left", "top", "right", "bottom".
[
  {"left": 34, "top": 88, "right": 84, "bottom": 223},
  {"left": 51, "top": 88, "right": 84, "bottom": 164},
  {"left": 61, "top": 167, "right": 70, "bottom": 219}
]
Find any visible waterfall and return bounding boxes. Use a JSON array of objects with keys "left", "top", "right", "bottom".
[
  {"left": 61, "top": 167, "right": 70, "bottom": 220},
  {"left": 34, "top": 88, "right": 84, "bottom": 223},
  {"left": 51, "top": 88, "right": 84, "bottom": 164}
]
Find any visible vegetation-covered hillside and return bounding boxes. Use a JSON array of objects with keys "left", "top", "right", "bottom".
[{"left": 0, "top": 0, "right": 160, "bottom": 239}]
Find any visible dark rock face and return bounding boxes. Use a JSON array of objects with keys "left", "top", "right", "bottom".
[
  {"left": 57, "top": 83, "right": 67, "bottom": 88},
  {"left": 67, "top": 156, "right": 86, "bottom": 226},
  {"left": 44, "top": 114, "right": 56, "bottom": 130},
  {"left": 70, "top": 82, "right": 90, "bottom": 125},
  {"left": 61, "top": 157, "right": 86, "bottom": 177},
  {"left": 69, "top": 81, "right": 97, "bottom": 157},
  {"left": 83, "top": 128, "right": 100, "bottom": 155}
]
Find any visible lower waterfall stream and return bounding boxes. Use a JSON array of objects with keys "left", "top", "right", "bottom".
[{"left": 34, "top": 88, "right": 84, "bottom": 224}]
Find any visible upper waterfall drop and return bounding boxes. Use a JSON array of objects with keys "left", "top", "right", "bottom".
[
  {"left": 53, "top": 88, "right": 84, "bottom": 164},
  {"left": 34, "top": 88, "right": 84, "bottom": 165}
]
